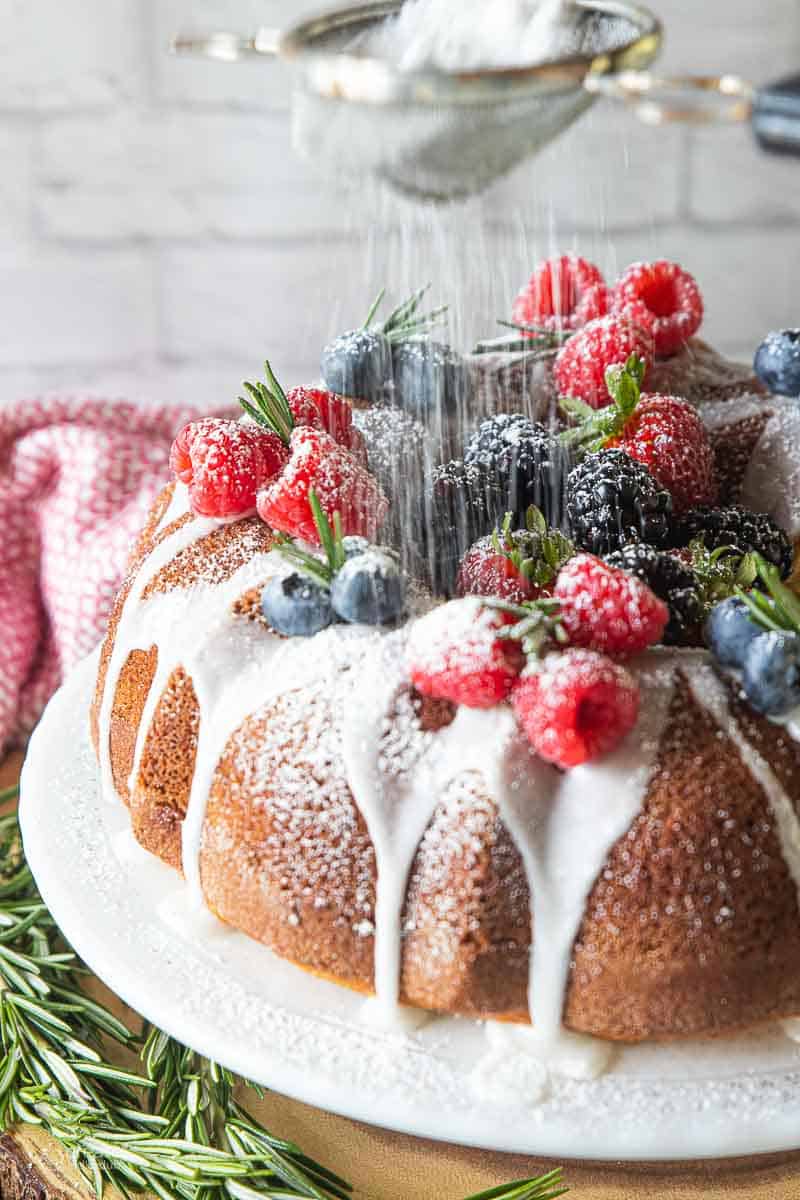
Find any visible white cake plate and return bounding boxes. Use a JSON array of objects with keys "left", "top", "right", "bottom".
[{"left": 20, "top": 653, "right": 800, "bottom": 1163}]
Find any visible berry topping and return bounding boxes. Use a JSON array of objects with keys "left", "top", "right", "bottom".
[
  {"left": 260, "top": 571, "right": 333, "bottom": 638},
  {"left": 456, "top": 508, "right": 574, "bottom": 605},
  {"left": 407, "top": 597, "right": 524, "bottom": 709},
  {"left": 754, "top": 329, "right": 800, "bottom": 397},
  {"left": 257, "top": 427, "right": 388, "bottom": 544},
  {"left": 705, "top": 596, "right": 763, "bottom": 669},
  {"left": 286, "top": 386, "right": 368, "bottom": 463},
  {"left": 426, "top": 460, "right": 504, "bottom": 596},
  {"left": 464, "top": 412, "right": 573, "bottom": 529},
  {"left": 511, "top": 649, "right": 640, "bottom": 768},
  {"left": 606, "top": 542, "right": 702, "bottom": 645},
  {"left": 169, "top": 417, "right": 288, "bottom": 518},
  {"left": 392, "top": 339, "right": 470, "bottom": 418},
  {"left": 511, "top": 255, "right": 609, "bottom": 334},
  {"left": 565, "top": 449, "right": 673, "bottom": 555},
  {"left": 331, "top": 549, "right": 406, "bottom": 625},
  {"left": 562, "top": 355, "right": 718, "bottom": 512},
  {"left": 613, "top": 260, "right": 703, "bottom": 357},
  {"left": 554, "top": 553, "right": 669, "bottom": 657},
  {"left": 553, "top": 311, "right": 654, "bottom": 409},
  {"left": 674, "top": 505, "right": 793, "bottom": 578},
  {"left": 320, "top": 285, "right": 447, "bottom": 405},
  {"left": 742, "top": 632, "right": 800, "bottom": 717}
]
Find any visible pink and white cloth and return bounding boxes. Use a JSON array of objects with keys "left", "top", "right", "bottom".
[{"left": 0, "top": 396, "right": 214, "bottom": 754}]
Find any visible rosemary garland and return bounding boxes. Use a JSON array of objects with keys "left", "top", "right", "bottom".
[{"left": 0, "top": 784, "right": 566, "bottom": 1200}]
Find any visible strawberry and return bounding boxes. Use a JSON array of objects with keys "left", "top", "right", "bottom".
[
  {"left": 561, "top": 354, "right": 718, "bottom": 513},
  {"left": 613, "top": 260, "right": 703, "bottom": 357},
  {"left": 257, "top": 426, "right": 387, "bottom": 544},
  {"left": 406, "top": 598, "right": 524, "bottom": 709},
  {"left": 512, "top": 255, "right": 610, "bottom": 334},
  {"left": 554, "top": 553, "right": 669, "bottom": 657},
  {"left": 553, "top": 310, "right": 654, "bottom": 409},
  {"left": 169, "top": 418, "right": 288, "bottom": 518},
  {"left": 512, "top": 649, "right": 640, "bottom": 768}
]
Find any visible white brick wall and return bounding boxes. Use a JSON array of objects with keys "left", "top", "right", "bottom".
[{"left": 3, "top": 0, "right": 800, "bottom": 408}]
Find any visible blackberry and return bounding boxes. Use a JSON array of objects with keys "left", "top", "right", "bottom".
[
  {"left": 607, "top": 543, "right": 703, "bottom": 645},
  {"left": 464, "top": 412, "right": 572, "bottom": 530},
  {"left": 425, "top": 460, "right": 504, "bottom": 596},
  {"left": 392, "top": 339, "right": 471, "bottom": 419},
  {"left": 566, "top": 450, "right": 672, "bottom": 556},
  {"left": 675, "top": 504, "right": 793, "bottom": 578}
]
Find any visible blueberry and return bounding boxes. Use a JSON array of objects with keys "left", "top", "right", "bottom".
[
  {"left": 331, "top": 551, "right": 406, "bottom": 625},
  {"left": 261, "top": 572, "right": 333, "bottom": 637},
  {"left": 754, "top": 329, "right": 800, "bottom": 397},
  {"left": 392, "top": 339, "right": 471, "bottom": 419},
  {"left": 321, "top": 328, "right": 392, "bottom": 404},
  {"left": 341, "top": 535, "right": 371, "bottom": 560},
  {"left": 742, "top": 630, "right": 800, "bottom": 716},
  {"left": 704, "top": 597, "right": 762, "bottom": 668}
]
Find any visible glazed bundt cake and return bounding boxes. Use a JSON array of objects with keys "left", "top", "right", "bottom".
[{"left": 92, "top": 258, "right": 800, "bottom": 1073}]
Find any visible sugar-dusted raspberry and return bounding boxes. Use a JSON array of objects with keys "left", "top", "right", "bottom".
[
  {"left": 512, "top": 649, "right": 640, "bottom": 768},
  {"left": 609, "top": 392, "right": 718, "bottom": 513},
  {"left": 286, "top": 386, "right": 368, "bottom": 464},
  {"left": 554, "top": 553, "right": 669, "bottom": 657},
  {"left": 512, "top": 255, "right": 610, "bottom": 333},
  {"left": 257, "top": 427, "right": 387, "bottom": 544},
  {"left": 406, "top": 597, "right": 525, "bottom": 709},
  {"left": 170, "top": 418, "right": 288, "bottom": 518},
  {"left": 553, "top": 312, "right": 654, "bottom": 409},
  {"left": 613, "top": 260, "right": 703, "bottom": 357},
  {"left": 456, "top": 512, "right": 574, "bottom": 605}
]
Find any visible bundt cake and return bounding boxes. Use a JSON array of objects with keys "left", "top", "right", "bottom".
[{"left": 91, "top": 257, "right": 800, "bottom": 1079}]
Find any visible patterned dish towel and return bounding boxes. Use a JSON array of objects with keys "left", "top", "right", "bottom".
[{"left": 0, "top": 396, "right": 210, "bottom": 753}]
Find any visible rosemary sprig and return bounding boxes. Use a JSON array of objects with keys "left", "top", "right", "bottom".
[
  {"left": 462, "top": 1168, "right": 568, "bottom": 1200},
  {"left": 496, "top": 320, "right": 573, "bottom": 348},
  {"left": 239, "top": 362, "right": 294, "bottom": 445},
  {"left": 364, "top": 283, "right": 448, "bottom": 344},
  {"left": 736, "top": 553, "right": 800, "bottom": 634},
  {"left": 490, "top": 597, "right": 568, "bottom": 658},
  {"left": 0, "top": 805, "right": 350, "bottom": 1200},
  {"left": 274, "top": 491, "right": 347, "bottom": 587}
]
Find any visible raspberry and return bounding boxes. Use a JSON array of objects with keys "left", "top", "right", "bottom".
[
  {"left": 286, "top": 386, "right": 367, "bottom": 464},
  {"left": 512, "top": 650, "right": 640, "bottom": 768},
  {"left": 553, "top": 312, "right": 654, "bottom": 409},
  {"left": 614, "top": 260, "right": 703, "bottom": 357},
  {"left": 257, "top": 427, "right": 388, "bottom": 544},
  {"left": 512, "top": 255, "right": 610, "bottom": 333},
  {"left": 170, "top": 418, "right": 288, "bottom": 518},
  {"left": 456, "top": 512, "right": 574, "bottom": 605},
  {"left": 554, "top": 553, "right": 669, "bottom": 657},
  {"left": 406, "top": 598, "right": 524, "bottom": 709},
  {"left": 609, "top": 392, "right": 718, "bottom": 513}
]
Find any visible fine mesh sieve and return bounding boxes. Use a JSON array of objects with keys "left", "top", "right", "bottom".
[
  {"left": 172, "top": 3, "right": 800, "bottom": 202},
  {"left": 172, "top": 1, "right": 663, "bottom": 201}
]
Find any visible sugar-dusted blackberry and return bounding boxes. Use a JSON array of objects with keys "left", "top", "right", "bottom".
[
  {"left": 607, "top": 542, "right": 703, "bottom": 645},
  {"left": 392, "top": 339, "right": 471, "bottom": 419},
  {"left": 464, "top": 412, "right": 573, "bottom": 530},
  {"left": 675, "top": 504, "right": 793, "bottom": 578},
  {"left": 425, "top": 460, "right": 504, "bottom": 596},
  {"left": 566, "top": 449, "right": 672, "bottom": 556}
]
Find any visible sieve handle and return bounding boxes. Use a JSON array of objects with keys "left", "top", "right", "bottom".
[
  {"left": 752, "top": 74, "right": 800, "bottom": 157},
  {"left": 170, "top": 29, "right": 280, "bottom": 62}
]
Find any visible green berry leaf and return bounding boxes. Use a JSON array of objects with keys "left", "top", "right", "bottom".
[{"left": 559, "top": 353, "right": 647, "bottom": 455}]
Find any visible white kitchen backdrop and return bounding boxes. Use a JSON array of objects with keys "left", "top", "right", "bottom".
[{"left": 3, "top": 0, "right": 800, "bottom": 409}]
